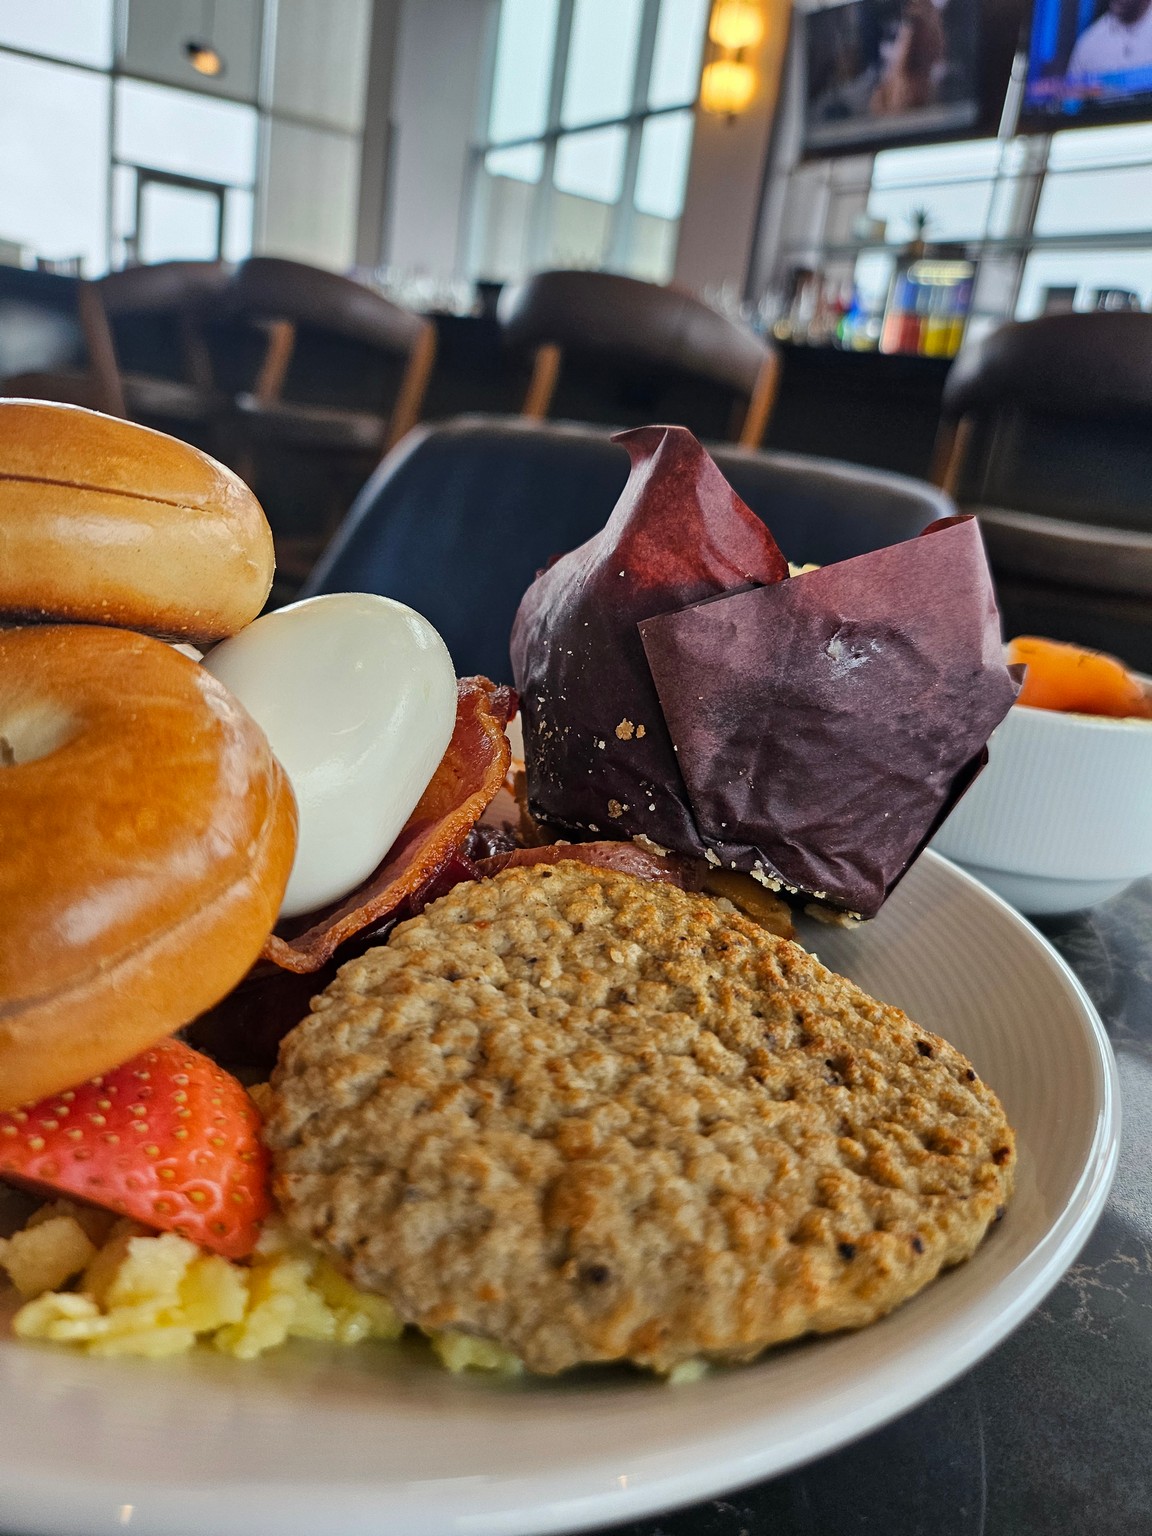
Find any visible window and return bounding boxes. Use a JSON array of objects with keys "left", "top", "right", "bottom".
[
  {"left": 112, "top": 79, "right": 259, "bottom": 267},
  {"left": 767, "top": 114, "right": 1152, "bottom": 350},
  {"left": 259, "top": 119, "right": 362, "bottom": 275},
  {"left": 116, "top": 80, "right": 260, "bottom": 188},
  {"left": 1019, "top": 123, "right": 1152, "bottom": 316},
  {"left": 0, "top": 0, "right": 113, "bottom": 69},
  {"left": 761, "top": 8, "right": 1152, "bottom": 348},
  {"left": 468, "top": 0, "right": 710, "bottom": 285},
  {"left": 0, "top": 51, "right": 110, "bottom": 273},
  {"left": 136, "top": 180, "right": 224, "bottom": 267},
  {"left": 0, "top": 2, "right": 371, "bottom": 276},
  {"left": 257, "top": 0, "right": 372, "bottom": 270},
  {"left": 867, "top": 141, "right": 1005, "bottom": 246}
]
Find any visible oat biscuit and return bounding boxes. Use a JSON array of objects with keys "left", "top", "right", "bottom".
[{"left": 265, "top": 864, "right": 1015, "bottom": 1375}]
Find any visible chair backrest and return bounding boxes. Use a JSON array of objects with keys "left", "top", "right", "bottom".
[
  {"left": 0, "top": 265, "right": 122, "bottom": 416},
  {"left": 976, "top": 505, "right": 1152, "bottom": 670},
  {"left": 98, "top": 260, "right": 232, "bottom": 387},
  {"left": 99, "top": 260, "right": 232, "bottom": 317},
  {"left": 223, "top": 256, "right": 435, "bottom": 449},
  {"left": 497, "top": 271, "right": 780, "bottom": 448},
  {"left": 937, "top": 312, "right": 1152, "bottom": 534},
  {"left": 302, "top": 415, "right": 951, "bottom": 681}
]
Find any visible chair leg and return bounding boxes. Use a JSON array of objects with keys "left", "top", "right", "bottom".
[
  {"left": 253, "top": 320, "right": 296, "bottom": 405},
  {"left": 521, "top": 343, "right": 562, "bottom": 420},
  {"left": 931, "top": 417, "right": 973, "bottom": 495},
  {"left": 77, "top": 282, "right": 126, "bottom": 419},
  {"left": 738, "top": 351, "right": 782, "bottom": 449},
  {"left": 386, "top": 319, "right": 437, "bottom": 452},
  {"left": 180, "top": 316, "right": 216, "bottom": 395}
]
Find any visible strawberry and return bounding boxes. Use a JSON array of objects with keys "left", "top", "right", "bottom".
[{"left": 0, "top": 1040, "right": 270, "bottom": 1259}]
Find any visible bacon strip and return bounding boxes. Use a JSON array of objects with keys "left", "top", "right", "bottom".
[
  {"left": 474, "top": 841, "right": 691, "bottom": 886},
  {"left": 262, "top": 677, "right": 514, "bottom": 974}
]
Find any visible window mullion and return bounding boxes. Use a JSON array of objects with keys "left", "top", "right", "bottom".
[
  {"left": 995, "top": 132, "right": 1049, "bottom": 319},
  {"left": 105, "top": 0, "right": 124, "bottom": 269},
  {"left": 608, "top": 0, "right": 661, "bottom": 273},
  {"left": 528, "top": 0, "right": 576, "bottom": 272},
  {"left": 472, "top": 1, "right": 502, "bottom": 152}
]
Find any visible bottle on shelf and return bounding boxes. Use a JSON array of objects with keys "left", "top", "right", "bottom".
[{"left": 880, "top": 253, "right": 974, "bottom": 359}]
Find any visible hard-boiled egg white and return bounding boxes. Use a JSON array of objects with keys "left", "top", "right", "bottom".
[{"left": 203, "top": 593, "right": 457, "bottom": 919}]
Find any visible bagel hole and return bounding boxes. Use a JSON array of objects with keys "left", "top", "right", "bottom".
[{"left": 0, "top": 703, "right": 77, "bottom": 765}]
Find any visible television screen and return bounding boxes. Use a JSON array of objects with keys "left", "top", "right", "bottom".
[
  {"left": 1024, "top": 0, "right": 1152, "bottom": 128},
  {"left": 803, "top": 0, "right": 984, "bottom": 155}
]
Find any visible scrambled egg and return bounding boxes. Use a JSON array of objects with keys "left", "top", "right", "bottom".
[{"left": 0, "top": 1200, "right": 520, "bottom": 1372}]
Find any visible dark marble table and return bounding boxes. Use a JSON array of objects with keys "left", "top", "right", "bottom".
[{"left": 600, "top": 878, "right": 1152, "bottom": 1536}]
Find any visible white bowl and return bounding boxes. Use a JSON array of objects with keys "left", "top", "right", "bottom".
[{"left": 931, "top": 694, "right": 1152, "bottom": 915}]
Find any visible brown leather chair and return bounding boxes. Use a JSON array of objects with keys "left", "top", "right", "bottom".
[
  {"left": 934, "top": 312, "right": 1152, "bottom": 669},
  {"left": 0, "top": 266, "right": 123, "bottom": 417},
  {"left": 1, "top": 262, "right": 231, "bottom": 438},
  {"left": 223, "top": 257, "right": 435, "bottom": 456},
  {"left": 97, "top": 260, "right": 232, "bottom": 441},
  {"left": 497, "top": 270, "right": 780, "bottom": 448},
  {"left": 217, "top": 257, "right": 437, "bottom": 590}
]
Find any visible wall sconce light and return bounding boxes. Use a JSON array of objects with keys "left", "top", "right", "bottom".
[
  {"left": 700, "top": 0, "right": 763, "bottom": 117},
  {"left": 709, "top": 0, "right": 766, "bottom": 51},
  {"left": 700, "top": 57, "right": 757, "bottom": 115}
]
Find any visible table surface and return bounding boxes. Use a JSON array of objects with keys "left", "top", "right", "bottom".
[{"left": 600, "top": 878, "right": 1152, "bottom": 1536}]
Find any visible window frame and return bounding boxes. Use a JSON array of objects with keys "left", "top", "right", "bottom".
[
  {"left": 0, "top": 44, "right": 114, "bottom": 276},
  {"left": 109, "top": 74, "right": 261, "bottom": 270},
  {"left": 465, "top": 0, "right": 707, "bottom": 282},
  {"left": 0, "top": 1, "right": 368, "bottom": 275},
  {"left": 763, "top": 42, "right": 1152, "bottom": 338},
  {"left": 130, "top": 168, "right": 228, "bottom": 266}
]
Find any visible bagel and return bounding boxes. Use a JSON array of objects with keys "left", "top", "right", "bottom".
[
  {"left": 0, "top": 626, "right": 298, "bottom": 1110},
  {"left": 0, "top": 400, "right": 274, "bottom": 642}
]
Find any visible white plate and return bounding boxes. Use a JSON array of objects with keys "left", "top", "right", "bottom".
[{"left": 0, "top": 851, "right": 1120, "bottom": 1536}]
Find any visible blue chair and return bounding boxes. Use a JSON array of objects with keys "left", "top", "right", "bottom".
[{"left": 302, "top": 415, "right": 956, "bottom": 682}]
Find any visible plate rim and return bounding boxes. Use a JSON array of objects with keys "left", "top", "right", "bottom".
[{"left": 0, "top": 851, "right": 1122, "bottom": 1536}]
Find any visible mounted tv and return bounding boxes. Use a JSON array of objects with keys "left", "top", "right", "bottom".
[
  {"left": 1022, "top": 0, "right": 1152, "bottom": 130},
  {"left": 801, "top": 0, "right": 1020, "bottom": 158}
]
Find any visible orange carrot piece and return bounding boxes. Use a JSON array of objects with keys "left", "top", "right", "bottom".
[{"left": 1007, "top": 636, "right": 1152, "bottom": 719}]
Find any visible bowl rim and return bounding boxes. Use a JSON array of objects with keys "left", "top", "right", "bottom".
[{"left": 1009, "top": 698, "right": 1152, "bottom": 736}]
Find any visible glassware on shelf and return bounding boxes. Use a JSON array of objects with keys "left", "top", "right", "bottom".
[{"left": 880, "top": 256, "right": 974, "bottom": 358}]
